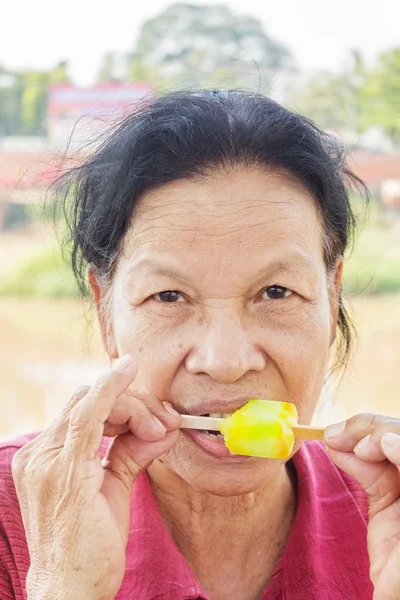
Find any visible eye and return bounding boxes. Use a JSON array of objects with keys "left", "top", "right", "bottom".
[
  {"left": 263, "top": 285, "right": 293, "bottom": 300},
  {"left": 154, "top": 291, "right": 184, "bottom": 303}
]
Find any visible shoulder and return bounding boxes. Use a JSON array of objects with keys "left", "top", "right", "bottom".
[
  {"left": 0, "top": 433, "right": 39, "bottom": 600},
  {"left": 294, "top": 440, "right": 369, "bottom": 522}
]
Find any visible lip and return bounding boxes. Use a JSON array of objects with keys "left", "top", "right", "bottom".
[
  {"left": 179, "top": 396, "right": 253, "bottom": 416},
  {"left": 183, "top": 429, "right": 251, "bottom": 461}
]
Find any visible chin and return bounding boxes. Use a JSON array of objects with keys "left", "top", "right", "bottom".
[{"left": 164, "top": 437, "right": 287, "bottom": 497}]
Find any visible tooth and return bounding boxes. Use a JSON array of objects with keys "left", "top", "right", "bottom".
[
  {"left": 217, "top": 434, "right": 224, "bottom": 440},
  {"left": 209, "top": 413, "right": 225, "bottom": 418}
]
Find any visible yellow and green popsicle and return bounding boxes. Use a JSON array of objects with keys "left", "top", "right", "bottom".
[{"left": 180, "top": 399, "right": 324, "bottom": 459}]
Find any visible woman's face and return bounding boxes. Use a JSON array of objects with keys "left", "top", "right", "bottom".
[{"left": 93, "top": 167, "right": 342, "bottom": 495}]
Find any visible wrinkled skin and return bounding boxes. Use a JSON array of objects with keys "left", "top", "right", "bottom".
[{"left": 11, "top": 167, "right": 400, "bottom": 600}]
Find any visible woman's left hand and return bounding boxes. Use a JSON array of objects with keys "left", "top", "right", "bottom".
[{"left": 325, "top": 414, "right": 400, "bottom": 600}]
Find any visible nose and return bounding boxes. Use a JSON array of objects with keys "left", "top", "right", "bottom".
[{"left": 185, "top": 313, "right": 266, "bottom": 384}]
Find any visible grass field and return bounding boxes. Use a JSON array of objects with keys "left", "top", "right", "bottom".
[{"left": 1, "top": 295, "right": 399, "bottom": 440}]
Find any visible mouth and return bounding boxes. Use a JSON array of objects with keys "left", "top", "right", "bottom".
[
  {"left": 199, "top": 412, "right": 227, "bottom": 437},
  {"left": 176, "top": 397, "right": 257, "bottom": 460},
  {"left": 182, "top": 410, "right": 250, "bottom": 460}
]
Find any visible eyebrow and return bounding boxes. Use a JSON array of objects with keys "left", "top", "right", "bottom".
[
  {"left": 125, "top": 258, "right": 193, "bottom": 285},
  {"left": 254, "top": 254, "right": 318, "bottom": 280},
  {"left": 125, "top": 253, "right": 319, "bottom": 285}
]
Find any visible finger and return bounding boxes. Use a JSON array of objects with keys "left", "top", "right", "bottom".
[
  {"left": 104, "top": 394, "right": 168, "bottom": 441},
  {"left": 327, "top": 448, "right": 400, "bottom": 518},
  {"left": 106, "top": 389, "right": 180, "bottom": 434},
  {"left": 381, "top": 433, "right": 400, "bottom": 466},
  {"left": 47, "top": 385, "right": 91, "bottom": 443},
  {"left": 63, "top": 354, "right": 138, "bottom": 461},
  {"left": 325, "top": 413, "right": 400, "bottom": 460},
  {"left": 101, "top": 430, "right": 180, "bottom": 537}
]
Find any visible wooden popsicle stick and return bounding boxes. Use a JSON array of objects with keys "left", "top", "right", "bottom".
[
  {"left": 180, "top": 415, "right": 224, "bottom": 431},
  {"left": 180, "top": 415, "right": 326, "bottom": 441},
  {"left": 292, "top": 425, "right": 325, "bottom": 441}
]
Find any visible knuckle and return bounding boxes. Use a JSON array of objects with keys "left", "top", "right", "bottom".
[
  {"left": 93, "top": 372, "right": 113, "bottom": 394},
  {"left": 68, "top": 404, "right": 92, "bottom": 428},
  {"left": 11, "top": 436, "right": 42, "bottom": 478},
  {"left": 71, "top": 385, "right": 91, "bottom": 402},
  {"left": 11, "top": 448, "right": 26, "bottom": 477},
  {"left": 61, "top": 385, "right": 91, "bottom": 417},
  {"left": 350, "top": 412, "right": 380, "bottom": 432},
  {"left": 131, "top": 408, "right": 151, "bottom": 430},
  {"left": 129, "top": 389, "right": 161, "bottom": 411}
]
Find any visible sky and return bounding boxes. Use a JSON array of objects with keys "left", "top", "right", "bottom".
[{"left": 1, "top": 0, "right": 399, "bottom": 86}]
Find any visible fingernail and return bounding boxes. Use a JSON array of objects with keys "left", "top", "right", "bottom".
[
  {"left": 153, "top": 416, "right": 167, "bottom": 433},
  {"left": 381, "top": 432, "right": 400, "bottom": 449},
  {"left": 354, "top": 434, "right": 372, "bottom": 455},
  {"left": 112, "top": 354, "right": 133, "bottom": 373},
  {"left": 325, "top": 420, "right": 346, "bottom": 438},
  {"left": 163, "top": 402, "right": 180, "bottom": 418}
]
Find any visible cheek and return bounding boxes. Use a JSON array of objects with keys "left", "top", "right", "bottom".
[
  {"left": 112, "top": 305, "right": 190, "bottom": 395},
  {"left": 258, "top": 299, "right": 332, "bottom": 405}
]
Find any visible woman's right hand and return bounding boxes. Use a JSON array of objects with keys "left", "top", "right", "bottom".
[{"left": 11, "top": 354, "right": 180, "bottom": 600}]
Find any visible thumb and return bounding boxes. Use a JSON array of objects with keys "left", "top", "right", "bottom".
[{"left": 327, "top": 448, "right": 400, "bottom": 518}]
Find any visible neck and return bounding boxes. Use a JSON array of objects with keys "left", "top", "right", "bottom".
[{"left": 148, "top": 460, "right": 297, "bottom": 598}]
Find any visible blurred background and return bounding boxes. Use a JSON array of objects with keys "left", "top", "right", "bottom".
[{"left": 0, "top": 0, "right": 399, "bottom": 440}]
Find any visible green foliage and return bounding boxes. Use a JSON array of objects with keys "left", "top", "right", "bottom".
[
  {"left": 294, "top": 48, "right": 400, "bottom": 143},
  {"left": 359, "top": 48, "right": 400, "bottom": 141},
  {"left": 0, "top": 246, "right": 79, "bottom": 298},
  {"left": 97, "top": 53, "right": 118, "bottom": 83},
  {"left": 343, "top": 210, "right": 400, "bottom": 295},
  {"left": 0, "top": 61, "right": 70, "bottom": 137},
  {"left": 2, "top": 203, "right": 34, "bottom": 231},
  {"left": 126, "top": 3, "right": 293, "bottom": 90}
]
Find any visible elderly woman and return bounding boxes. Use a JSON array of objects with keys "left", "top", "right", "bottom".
[{"left": 0, "top": 91, "right": 399, "bottom": 600}]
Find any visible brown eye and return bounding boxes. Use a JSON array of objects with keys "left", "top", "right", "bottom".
[
  {"left": 263, "top": 286, "right": 293, "bottom": 300},
  {"left": 154, "top": 291, "right": 183, "bottom": 303}
]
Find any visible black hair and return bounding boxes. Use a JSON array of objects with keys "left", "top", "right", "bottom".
[{"left": 56, "top": 89, "right": 368, "bottom": 367}]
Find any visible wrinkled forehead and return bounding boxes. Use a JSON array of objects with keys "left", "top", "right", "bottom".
[{"left": 122, "top": 168, "right": 324, "bottom": 260}]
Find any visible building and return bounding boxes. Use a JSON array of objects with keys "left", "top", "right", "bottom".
[{"left": 47, "top": 82, "right": 154, "bottom": 149}]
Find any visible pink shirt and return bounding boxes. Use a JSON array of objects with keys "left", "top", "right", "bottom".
[{"left": 0, "top": 435, "right": 374, "bottom": 599}]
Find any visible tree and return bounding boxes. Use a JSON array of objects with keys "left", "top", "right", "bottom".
[
  {"left": 293, "top": 48, "right": 400, "bottom": 144},
  {"left": 49, "top": 60, "right": 69, "bottom": 85},
  {"left": 0, "top": 61, "right": 70, "bottom": 137},
  {"left": 293, "top": 50, "right": 368, "bottom": 136},
  {"left": 97, "top": 53, "right": 117, "bottom": 83},
  {"left": 359, "top": 48, "right": 400, "bottom": 142},
  {"left": 19, "top": 70, "right": 50, "bottom": 135},
  {"left": 0, "top": 66, "right": 21, "bottom": 136},
  {"left": 127, "top": 3, "right": 293, "bottom": 90}
]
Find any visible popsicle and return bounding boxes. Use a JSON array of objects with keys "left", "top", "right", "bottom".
[{"left": 180, "top": 399, "right": 325, "bottom": 459}]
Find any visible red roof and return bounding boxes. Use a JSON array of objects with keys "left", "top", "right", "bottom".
[
  {"left": 1, "top": 147, "right": 400, "bottom": 193},
  {"left": 0, "top": 150, "right": 76, "bottom": 190},
  {"left": 348, "top": 151, "right": 400, "bottom": 188}
]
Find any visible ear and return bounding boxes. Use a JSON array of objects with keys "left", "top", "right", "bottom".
[
  {"left": 329, "top": 257, "right": 344, "bottom": 348},
  {"left": 87, "top": 266, "right": 118, "bottom": 359}
]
